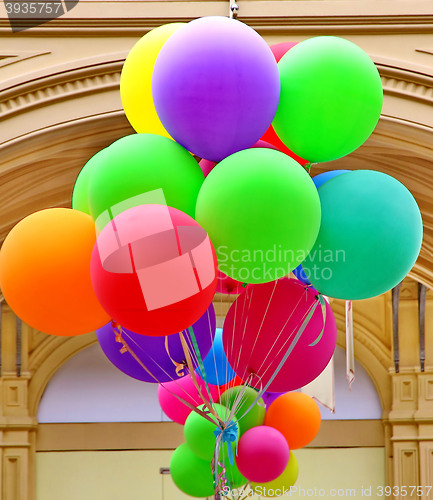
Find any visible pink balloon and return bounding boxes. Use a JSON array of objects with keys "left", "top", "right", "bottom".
[
  {"left": 222, "top": 278, "right": 337, "bottom": 392},
  {"left": 236, "top": 426, "right": 289, "bottom": 483},
  {"left": 198, "top": 140, "right": 279, "bottom": 178},
  {"left": 199, "top": 158, "right": 216, "bottom": 178},
  {"left": 158, "top": 374, "right": 219, "bottom": 425},
  {"left": 251, "top": 139, "right": 279, "bottom": 151}
]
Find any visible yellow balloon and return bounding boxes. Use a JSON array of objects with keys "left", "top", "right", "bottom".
[
  {"left": 120, "top": 23, "right": 185, "bottom": 137},
  {"left": 251, "top": 452, "right": 299, "bottom": 497}
]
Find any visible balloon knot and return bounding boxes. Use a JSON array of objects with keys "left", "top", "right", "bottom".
[{"left": 214, "top": 421, "right": 238, "bottom": 466}]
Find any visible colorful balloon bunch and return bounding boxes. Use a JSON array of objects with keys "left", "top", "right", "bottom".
[
  {"left": 0, "top": 13, "right": 424, "bottom": 500},
  {"left": 162, "top": 374, "right": 321, "bottom": 497}
]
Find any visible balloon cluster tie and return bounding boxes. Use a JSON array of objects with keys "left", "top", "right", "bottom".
[
  {"left": 213, "top": 420, "right": 238, "bottom": 466},
  {"left": 112, "top": 322, "right": 128, "bottom": 353}
]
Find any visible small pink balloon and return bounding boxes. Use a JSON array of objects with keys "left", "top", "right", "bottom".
[
  {"left": 199, "top": 140, "right": 279, "bottom": 178},
  {"left": 158, "top": 374, "right": 219, "bottom": 425},
  {"left": 236, "top": 426, "right": 290, "bottom": 483}
]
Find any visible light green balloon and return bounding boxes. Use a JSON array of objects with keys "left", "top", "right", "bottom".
[
  {"left": 196, "top": 148, "right": 321, "bottom": 284},
  {"left": 72, "top": 149, "right": 108, "bottom": 215},
  {"left": 219, "top": 386, "right": 265, "bottom": 435},
  {"left": 87, "top": 133, "right": 204, "bottom": 229},
  {"left": 302, "top": 170, "right": 423, "bottom": 300},
  {"left": 273, "top": 36, "right": 383, "bottom": 163},
  {"left": 170, "top": 443, "right": 215, "bottom": 498},
  {"left": 184, "top": 403, "right": 239, "bottom": 461},
  {"left": 252, "top": 452, "right": 299, "bottom": 497}
]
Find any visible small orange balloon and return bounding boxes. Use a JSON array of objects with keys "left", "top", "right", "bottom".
[
  {"left": 0, "top": 208, "right": 110, "bottom": 336},
  {"left": 265, "top": 392, "right": 321, "bottom": 449}
]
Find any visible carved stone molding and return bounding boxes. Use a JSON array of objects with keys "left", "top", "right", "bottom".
[
  {"left": 0, "top": 59, "right": 123, "bottom": 123},
  {"left": 0, "top": 51, "right": 51, "bottom": 69},
  {"left": 2, "top": 1, "right": 433, "bottom": 36}
]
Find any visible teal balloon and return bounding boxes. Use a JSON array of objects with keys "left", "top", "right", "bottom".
[
  {"left": 72, "top": 149, "right": 108, "bottom": 215},
  {"left": 87, "top": 133, "right": 204, "bottom": 229},
  {"left": 170, "top": 443, "right": 215, "bottom": 498},
  {"left": 302, "top": 170, "right": 423, "bottom": 300},
  {"left": 219, "top": 386, "right": 265, "bottom": 435},
  {"left": 184, "top": 404, "right": 239, "bottom": 461},
  {"left": 195, "top": 148, "right": 321, "bottom": 284},
  {"left": 273, "top": 36, "right": 383, "bottom": 163}
]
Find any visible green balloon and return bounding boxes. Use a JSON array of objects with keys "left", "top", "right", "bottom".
[
  {"left": 87, "top": 133, "right": 204, "bottom": 229},
  {"left": 195, "top": 148, "right": 321, "bottom": 284},
  {"left": 252, "top": 452, "right": 299, "bottom": 497},
  {"left": 302, "top": 170, "right": 423, "bottom": 300},
  {"left": 170, "top": 443, "right": 215, "bottom": 498},
  {"left": 72, "top": 149, "right": 108, "bottom": 215},
  {"left": 273, "top": 36, "right": 383, "bottom": 163},
  {"left": 184, "top": 404, "right": 239, "bottom": 461},
  {"left": 219, "top": 386, "right": 265, "bottom": 435}
]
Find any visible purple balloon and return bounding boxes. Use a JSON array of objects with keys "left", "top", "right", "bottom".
[
  {"left": 152, "top": 17, "right": 280, "bottom": 162},
  {"left": 262, "top": 391, "right": 286, "bottom": 410},
  {"left": 97, "top": 305, "right": 216, "bottom": 383}
]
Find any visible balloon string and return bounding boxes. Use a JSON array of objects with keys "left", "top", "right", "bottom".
[
  {"left": 187, "top": 326, "right": 210, "bottom": 392},
  {"left": 253, "top": 282, "right": 307, "bottom": 377},
  {"left": 235, "top": 298, "right": 320, "bottom": 423},
  {"left": 164, "top": 335, "right": 186, "bottom": 377},
  {"left": 119, "top": 327, "right": 187, "bottom": 383},
  {"left": 308, "top": 295, "right": 327, "bottom": 346},
  {"left": 211, "top": 436, "right": 223, "bottom": 497},
  {"left": 179, "top": 331, "right": 223, "bottom": 425},
  {"left": 234, "top": 285, "right": 254, "bottom": 383},
  {"left": 256, "top": 294, "right": 317, "bottom": 381},
  {"left": 111, "top": 323, "right": 218, "bottom": 425}
]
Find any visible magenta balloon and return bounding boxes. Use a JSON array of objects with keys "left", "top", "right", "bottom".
[
  {"left": 97, "top": 305, "right": 216, "bottom": 383},
  {"left": 236, "top": 426, "right": 289, "bottom": 483},
  {"left": 199, "top": 159, "right": 216, "bottom": 178},
  {"left": 251, "top": 139, "right": 279, "bottom": 151},
  {"left": 199, "top": 140, "right": 278, "bottom": 178},
  {"left": 158, "top": 374, "right": 219, "bottom": 425},
  {"left": 152, "top": 17, "right": 280, "bottom": 162},
  {"left": 223, "top": 278, "right": 337, "bottom": 392}
]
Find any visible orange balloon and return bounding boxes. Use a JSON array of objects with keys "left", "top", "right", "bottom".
[
  {"left": 0, "top": 208, "right": 110, "bottom": 336},
  {"left": 265, "top": 392, "right": 321, "bottom": 449}
]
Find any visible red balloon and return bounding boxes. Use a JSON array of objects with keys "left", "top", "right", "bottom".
[
  {"left": 269, "top": 41, "right": 299, "bottom": 63},
  {"left": 91, "top": 204, "right": 218, "bottom": 336},
  {"left": 216, "top": 272, "right": 245, "bottom": 294},
  {"left": 261, "top": 126, "right": 309, "bottom": 166},
  {"left": 261, "top": 42, "right": 309, "bottom": 167},
  {"left": 222, "top": 278, "right": 337, "bottom": 392},
  {"left": 217, "top": 375, "right": 244, "bottom": 397}
]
